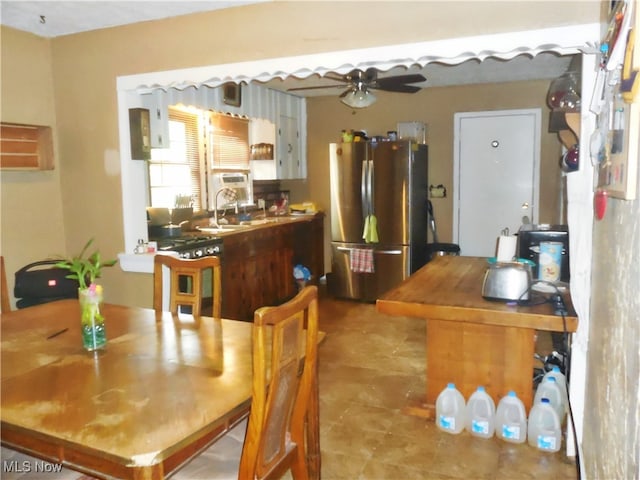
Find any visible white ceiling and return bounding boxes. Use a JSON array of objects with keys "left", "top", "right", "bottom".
[
  {"left": 0, "top": 1, "right": 574, "bottom": 95},
  {"left": 0, "top": 1, "right": 266, "bottom": 38}
]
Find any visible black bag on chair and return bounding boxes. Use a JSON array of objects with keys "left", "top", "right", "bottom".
[{"left": 14, "top": 260, "right": 79, "bottom": 309}]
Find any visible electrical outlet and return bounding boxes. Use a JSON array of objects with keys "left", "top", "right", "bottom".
[{"left": 429, "top": 184, "right": 447, "bottom": 198}]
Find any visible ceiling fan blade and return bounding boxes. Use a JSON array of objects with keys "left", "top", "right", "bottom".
[
  {"left": 287, "top": 84, "right": 346, "bottom": 92},
  {"left": 370, "top": 84, "right": 422, "bottom": 93},
  {"left": 324, "top": 73, "right": 349, "bottom": 82},
  {"left": 375, "top": 73, "right": 427, "bottom": 87}
]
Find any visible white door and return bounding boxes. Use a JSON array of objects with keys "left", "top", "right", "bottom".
[{"left": 453, "top": 109, "right": 540, "bottom": 257}]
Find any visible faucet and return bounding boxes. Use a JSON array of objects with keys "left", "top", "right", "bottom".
[{"left": 211, "top": 188, "right": 237, "bottom": 228}]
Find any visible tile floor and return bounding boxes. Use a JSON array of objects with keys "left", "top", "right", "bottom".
[{"left": 315, "top": 288, "right": 578, "bottom": 479}]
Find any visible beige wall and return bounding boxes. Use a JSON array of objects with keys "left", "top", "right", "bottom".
[{"left": 0, "top": 27, "right": 67, "bottom": 309}]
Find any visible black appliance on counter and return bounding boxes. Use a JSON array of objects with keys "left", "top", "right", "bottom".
[{"left": 517, "top": 224, "right": 570, "bottom": 283}]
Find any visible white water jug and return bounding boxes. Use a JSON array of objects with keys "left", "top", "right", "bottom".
[
  {"left": 435, "top": 383, "right": 466, "bottom": 434},
  {"left": 542, "top": 366, "right": 568, "bottom": 415},
  {"left": 495, "top": 390, "right": 527, "bottom": 443},
  {"left": 534, "top": 376, "right": 565, "bottom": 423},
  {"left": 528, "top": 398, "right": 562, "bottom": 452},
  {"left": 465, "top": 386, "right": 496, "bottom": 438}
]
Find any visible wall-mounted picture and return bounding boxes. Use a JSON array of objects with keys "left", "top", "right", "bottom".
[{"left": 223, "top": 82, "right": 242, "bottom": 107}]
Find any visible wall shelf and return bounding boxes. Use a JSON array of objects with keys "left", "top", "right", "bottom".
[{"left": 0, "top": 122, "right": 54, "bottom": 170}]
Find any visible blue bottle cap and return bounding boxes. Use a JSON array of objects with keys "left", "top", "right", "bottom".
[
  {"left": 552, "top": 366, "right": 561, "bottom": 373},
  {"left": 447, "top": 383, "right": 455, "bottom": 389},
  {"left": 477, "top": 386, "right": 485, "bottom": 392},
  {"left": 507, "top": 391, "right": 516, "bottom": 397}
]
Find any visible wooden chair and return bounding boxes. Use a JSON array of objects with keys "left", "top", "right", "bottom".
[
  {"left": 1, "top": 255, "right": 11, "bottom": 312},
  {"left": 153, "top": 255, "right": 222, "bottom": 318},
  {"left": 173, "top": 285, "right": 320, "bottom": 480}
]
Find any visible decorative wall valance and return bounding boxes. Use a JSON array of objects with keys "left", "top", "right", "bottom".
[{"left": 119, "top": 24, "right": 600, "bottom": 94}]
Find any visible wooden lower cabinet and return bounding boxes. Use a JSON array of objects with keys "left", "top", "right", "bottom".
[
  {"left": 292, "top": 214, "right": 325, "bottom": 283},
  {"left": 221, "top": 214, "right": 324, "bottom": 321}
]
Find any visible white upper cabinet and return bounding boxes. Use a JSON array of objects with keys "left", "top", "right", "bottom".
[
  {"left": 141, "top": 90, "right": 170, "bottom": 149},
  {"left": 138, "top": 84, "right": 307, "bottom": 178},
  {"left": 276, "top": 94, "right": 306, "bottom": 179}
]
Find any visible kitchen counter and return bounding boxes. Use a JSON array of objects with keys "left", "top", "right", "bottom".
[
  {"left": 194, "top": 213, "right": 314, "bottom": 234},
  {"left": 376, "top": 255, "right": 578, "bottom": 417},
  {"left": 119, "top": 212, "right": 324, "bottom": 321},
  {"left": 119, "top": 213, "right": 321, "bottom": 273}
]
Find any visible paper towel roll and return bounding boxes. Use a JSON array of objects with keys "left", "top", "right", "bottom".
[{"left": 496, "top": 235, "right": 517, "bottom": 262}]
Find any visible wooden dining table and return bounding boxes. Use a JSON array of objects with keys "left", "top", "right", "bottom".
[
  {"left": 0, "top": 299, "right": 319, "bottom": 479},
  {"left": 376, "top": 255, "right": 578, "bottom": 418}
]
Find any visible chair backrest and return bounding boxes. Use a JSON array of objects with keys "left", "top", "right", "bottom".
[
  {"left": 239, "top": 285, "right": 319, "bottom": 480},
  {"left": 153, "top": 255, "right": 221, "bottom": 318},
  {"left": 1, "top": 256, "right": 10, "bottom": 313}
]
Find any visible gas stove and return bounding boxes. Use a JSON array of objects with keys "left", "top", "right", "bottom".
[{"left": 156, "top": 234, "right": 223, "bottom": 259}]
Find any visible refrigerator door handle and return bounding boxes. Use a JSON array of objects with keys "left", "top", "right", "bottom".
[
  {"left": 368, "top": 159, "right": 375, "bottom": 214},
  {"left": 361, "top": 160, "right": 368, "bottom": 219}
]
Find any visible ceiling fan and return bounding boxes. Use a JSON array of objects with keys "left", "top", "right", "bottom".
[{"left": 287, "top": 68, "right": 427, "bottom": 108}]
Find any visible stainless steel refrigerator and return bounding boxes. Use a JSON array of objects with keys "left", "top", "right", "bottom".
[{"left": 327, "top": 141, "right": 428, "bottom": 301}]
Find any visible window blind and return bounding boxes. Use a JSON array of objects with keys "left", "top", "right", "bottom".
[
  {"left": 148, "top": 108, "right": 202, "bottom": 210},
  {"left": 210, "top": 113, "right": 249, "bottom": 169}
]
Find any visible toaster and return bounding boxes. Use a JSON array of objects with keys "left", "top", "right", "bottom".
[{"left": 482, "top": 262, "right": 532, "bottom": 302}]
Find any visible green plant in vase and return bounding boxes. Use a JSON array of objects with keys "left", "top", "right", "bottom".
[{"left": 56, "top": 239, "right": 117, "bottom": 351}]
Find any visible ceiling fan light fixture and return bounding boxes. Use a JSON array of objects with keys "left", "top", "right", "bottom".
[{"left": 341, "top": 86, "right": 376, "bottom": 109}]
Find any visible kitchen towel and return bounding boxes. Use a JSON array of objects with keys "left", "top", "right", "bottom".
[
  {"left": 350, "top": 248, "right": 374, "bottom": 273},
  {"left": 362, "top": 215, "right": 370, "bottom": 241},
  {"left": 367, "top": 214, "right": 379, "bottom": 243},
  {"left": 362, "top": 215, "right": 379, "bottom": 244}
]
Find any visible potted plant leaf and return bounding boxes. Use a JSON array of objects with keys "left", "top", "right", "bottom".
[{"left": 56, "top": 239, "right": 117, "bottom": 351}]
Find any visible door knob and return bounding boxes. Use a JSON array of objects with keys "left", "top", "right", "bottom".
[{"left": 521, "top": 202, "right": 530, "bottom": 209}]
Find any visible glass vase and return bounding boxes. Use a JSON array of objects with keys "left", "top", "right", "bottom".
[{"left": 79, "top": 286, "right": 107, "bottom": 351}]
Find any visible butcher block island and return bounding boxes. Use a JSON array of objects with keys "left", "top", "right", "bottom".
[{"left": 376, "top": 255, "right": 577, "bottom": 417}]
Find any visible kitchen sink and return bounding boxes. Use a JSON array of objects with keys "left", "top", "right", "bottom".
[
  {"left": 196, "top": 217, "right": 292, "bottom": 234},
  {"left": 197, "top": 225, "right": 250, "bottom": 234},
  {"left": 218, "top": 224, "right": 250, "bottom": 229},
  {"left": 242, "top": 219, "right": 276, "bottom": 226}
]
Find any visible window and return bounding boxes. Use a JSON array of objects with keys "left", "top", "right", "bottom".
[
  {"left": 209, "top": 113, "right": 250, "bottom": 169},
  {"left": 148, "top": 108, "right": 251, "bottom": 212},
  {"left": 149, "top": 108, "right": 203, "bottom": 210}
]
